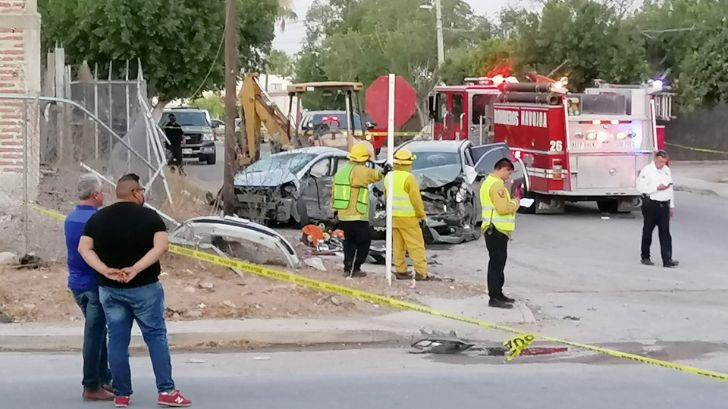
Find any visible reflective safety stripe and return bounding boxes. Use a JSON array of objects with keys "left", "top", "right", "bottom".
[
  {"left": 333, "top": 163, "right": 369, "bottom": 214},
  {"left": 479, "top": 175, "right": 516, "bottom": 233},
  {"left": 385, "top": 171, "right": 416, "bottom": 217}
]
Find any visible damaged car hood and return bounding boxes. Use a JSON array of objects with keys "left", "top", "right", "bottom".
[
  {"left": 411, "top": 164, "right": 463, "bottom": 189},
  {"left": 234, "top": 169, "right": 299, "bottom": 188}
]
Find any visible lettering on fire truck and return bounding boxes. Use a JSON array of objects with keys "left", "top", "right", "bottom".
[{"left": 494, "top": 109, "right": 547, "bottom": 128}]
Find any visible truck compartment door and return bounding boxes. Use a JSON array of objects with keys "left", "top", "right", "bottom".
[{"left": 574, "top": 155, "right": 637, "bottom": 189}]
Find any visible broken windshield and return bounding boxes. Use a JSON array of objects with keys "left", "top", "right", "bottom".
[
  {"left": 245, "top": 153, "right": 317, "bottom": 174},
  {"left": 411, "top": 152, "right": 460, "bottom": 170}
]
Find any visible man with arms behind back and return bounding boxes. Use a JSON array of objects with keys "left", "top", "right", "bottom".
[{"left": 78, "top": 173, "right": 191, "bottom": 408}]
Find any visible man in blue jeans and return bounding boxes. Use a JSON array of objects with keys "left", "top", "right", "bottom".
[
  {"left": 79, "top": 173, "right": 191, "bottom": 408},
  {"left": 65, "top": 174, "right": 113, "bottom": 401}
]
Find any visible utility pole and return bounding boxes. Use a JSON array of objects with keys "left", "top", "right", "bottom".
[
  {"left": 222, "top": 0, "right": 238, "bottom": 216},
  {"left": 435, "top": 0, "right": 444, "bottom": 67}
]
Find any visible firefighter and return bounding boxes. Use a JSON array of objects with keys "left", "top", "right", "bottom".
[
  {"left": 480, "top": 158, "right": 519, "bottom": 309},
  {"left": 332, "top": 141, "right": 390, "bottom": 277},
  {"left": 637, "top": 150, "right": 678, "bottom": 268},
  {"left": 384, "top": 149, "right": 430, "bottom": 281}
]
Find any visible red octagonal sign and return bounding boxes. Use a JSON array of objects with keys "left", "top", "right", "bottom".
[{"left": 365, "top": 75, "right": 417, "bottom": 130}]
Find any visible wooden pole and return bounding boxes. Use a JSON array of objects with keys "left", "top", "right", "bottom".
[{"left": 222, "top": 0, "right": 238, "bottom": 216}]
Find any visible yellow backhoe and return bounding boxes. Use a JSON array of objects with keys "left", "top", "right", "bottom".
[{"left": 237, "top": 74, "right": 366, "bottom": 165}]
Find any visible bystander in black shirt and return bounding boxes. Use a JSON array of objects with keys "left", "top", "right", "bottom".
[
  {"left": 164, "top": 120, "right": 184, "bottom": 147},
  {"left": 83, "top": 202, "right": 167, "bottom": 288}
]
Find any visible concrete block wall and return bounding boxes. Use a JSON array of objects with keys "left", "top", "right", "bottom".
[{"left": 0, "top": 0, "right": 40, "bottom": 204}]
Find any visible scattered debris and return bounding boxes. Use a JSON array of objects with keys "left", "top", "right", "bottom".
[
  {"left": 0, "top": 252, "right": 18, "bottom": 266},
  {"left": 253, "top": 356, "right": 272, "bottom": 361},
  {"left": 186, "top": 310, "right": 203, "bottom": 318},
  {"left": 221, "top": 300, "right": 237, "bottom": 308},
  {"left": 185, "top": 358, "right": 206, "bottom": 364},
  {"left": 183, "top": 286, "right": 196, "bottom": 294},
  {"left": 329, "top": 296, "right": 342, "bottom": 306},
  {"left": 303, "top": 257, "right": 327, "bottom": 272},
  {"left": 198, "top": 282, "right": 215, "bottom": 291},
  {"left": 411, "top": 329, "right": 475, "bottom": 354},
  {"left": 562, "top": 315, "right": 581, "bottom": 321},
  {"left": 18, "top": 254, "right": 45, "bottom": 269}
]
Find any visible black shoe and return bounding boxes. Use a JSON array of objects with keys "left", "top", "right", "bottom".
[
  {"left": 495, "top": 294, "right": 515, "bottom": 303},
  {"left": 663, "top": 260, "right": 679, "bottom": 268},
  {"left": 641, "top": 258, "right": 655, "bottom": 266},
  {"left": 393, "top": 272, "right": 412, "bottom": 280},
  {"left": 489, "top": 299, "right": 513, "bottom": 309}
]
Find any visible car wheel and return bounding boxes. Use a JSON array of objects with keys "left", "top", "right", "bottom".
[{"left": 206, "top": 153, "right": 216, "bottom": 165}]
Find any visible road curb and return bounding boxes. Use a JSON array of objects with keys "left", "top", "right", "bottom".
[{"left": 0, "top": 328, "right": 412, "bottom": 352}]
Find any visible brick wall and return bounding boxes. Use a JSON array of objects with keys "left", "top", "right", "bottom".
[{"left": 0, "top": 0, "right": 40, "bottom": 204}]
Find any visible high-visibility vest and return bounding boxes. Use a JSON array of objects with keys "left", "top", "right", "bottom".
[
  {"left": 332, "top": 163, "right": 369, "bottom": 214},
  {"left": 384, "top": 170, "right": 416, "bottom": 217},
  {"left": 480, "top": 174, "right": 516, "bottom": 233}
]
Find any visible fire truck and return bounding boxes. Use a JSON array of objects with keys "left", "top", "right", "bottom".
[{"left": 429, "top": 77, "right": 673, "bottom": 213}]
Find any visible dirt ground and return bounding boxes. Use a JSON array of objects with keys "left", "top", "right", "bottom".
[
  {"left": 0, "top": 165, "right": 484, "bottom": 324},
  {"left": 0, "top": 248, "right": 483, "bottom": 324}
]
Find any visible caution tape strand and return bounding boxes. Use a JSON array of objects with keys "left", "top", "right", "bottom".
[
  {"left": 33, "top": 205, "right": 728, "bottom": 383},
  {"left": 665, "top": 142, "right": 728, "bottom": 155}
]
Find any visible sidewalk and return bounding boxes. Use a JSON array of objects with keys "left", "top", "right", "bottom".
[
  {"left": 0, "top": 295, "right": 535, "bottom": 352},
  {"left": 671, "top": 161, "right": 728, "bottom": 198}
]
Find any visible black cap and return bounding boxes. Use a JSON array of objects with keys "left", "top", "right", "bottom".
[{"left": 655, "top": 150, "right": 669, "bottom": 158}]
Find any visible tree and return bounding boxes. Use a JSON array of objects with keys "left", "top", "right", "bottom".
[
  {"left": 294, "top": 0, "right": 489, "bottom": 124},
  {"left": 507, "top": 0, "right": 649, "bottom": 90},
  {"left": 637, "top": 0, "right": 728, "bottom": 109},
  {"left": 190, "top": 93, "right": 225, "bottom": 119},
  {"left": 39, "top": 0, "right": 279, "bottom": 102},
  {"left": 266, "top": 50, "right": 295, "bottom": 77}
]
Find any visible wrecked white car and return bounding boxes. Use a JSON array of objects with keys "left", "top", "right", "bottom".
[
  {"left": 232, "top": 147, "right": 349, "bottom": 226},
  {"left": 169, "top": 215, "right": 300, "bottom": 268},
  {"left": 372, "top": 140, "right": 525, "bottom": 244}
]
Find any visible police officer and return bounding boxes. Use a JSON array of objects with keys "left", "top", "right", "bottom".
[
  {"left": 163, "top": 114, "right": 184, "bottom": 172},
  {"left": 637, "top": 150, "right": 678, "bottom": 268},
  {"left": 480, "top": 158, "right": 519, "bottom": 309},
  {"left": 332, "top": 141, "right": 390, "bottom": 277},
  {"left": 385, "top": 149, "right": 430, "bottom": 281}
]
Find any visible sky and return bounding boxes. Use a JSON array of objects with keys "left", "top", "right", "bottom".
[{"left": 272, "top": 0, "right": 536, "bottom": 55}]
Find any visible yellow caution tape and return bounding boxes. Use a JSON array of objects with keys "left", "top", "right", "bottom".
[
  {"left": 666, "top": 142, "right": 728, "bottom": 155},
  {"left": 504, "top": 333, "right": 535, "bottom": 362},
  {"left": 33, "top": 205, "right": 728, "bottom": 383}
]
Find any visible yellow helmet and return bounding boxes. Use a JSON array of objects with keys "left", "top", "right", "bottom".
[
  {"left": 393, "top": 148, "right": 415, "bottom": 165},
  {"left": 348, "top": 141, "right": 374, "bottom": 162}
]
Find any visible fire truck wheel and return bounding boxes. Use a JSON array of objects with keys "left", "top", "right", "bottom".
[
  {"left": 518, "top": 193, "right": 537, "bottom": 215},
  {"left": 597, "top": 199, "right": 619, "bottom": 214}
]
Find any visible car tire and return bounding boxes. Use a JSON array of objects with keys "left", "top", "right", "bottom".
[{"left": 206, "top": 153, "right": 216, "bottom": 165}]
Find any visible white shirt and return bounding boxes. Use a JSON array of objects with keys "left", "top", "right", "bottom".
[{"left": 637, "top": 161, "right": 675, "bottom": 208}]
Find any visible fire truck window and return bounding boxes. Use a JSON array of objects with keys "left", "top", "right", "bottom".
[
  {"left": 580, "top": 94, "right": 627, "bottom": 115},
  {"left": 435, "top": 94, "right": 445, "bottom": 124},
  {"left": 471, "top": 95, "right": 493, "bottom": 125},
  {"left": 452, "top": 95, "right": 463, "bottom": 121}
]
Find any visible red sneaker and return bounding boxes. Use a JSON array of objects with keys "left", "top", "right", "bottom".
[
  {"left": 158, "top": 390, "right": 192, "bottom": 407},
  {"left": 114, "top": 396, "right": 131, "bottom": 408}
]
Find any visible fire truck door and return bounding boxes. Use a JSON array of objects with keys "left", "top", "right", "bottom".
[
  {"left": 449, "top": 93, "right": 465, "bottom": 140},
  {"left": 469, "top": 94, "right": 495, "bottom": 145}
]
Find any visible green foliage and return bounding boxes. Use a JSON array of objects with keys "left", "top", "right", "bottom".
[
  {"left": 266, "top": 49, "right": 295, "bottom": 77},
  {"left": 295, "top": 0, "right": 488, "bottom": 113},
  {"left": 637, "top": 0, "right": 728, "bottom": 109},
  {"left": 39, "top": 0, "right": 279, "bottom": 101},
  {"left": 190, "top": 94, "right": 225, "bottom": 119}
]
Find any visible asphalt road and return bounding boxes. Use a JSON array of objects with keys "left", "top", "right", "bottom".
[
  {"left": 185, "top": 152, "right": 728, "bottom": 343},
  {"left": 2, "top": 349, "right": 727, "bottom": 409}
]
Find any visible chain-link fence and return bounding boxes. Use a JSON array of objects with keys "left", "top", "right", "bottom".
[{"left": 1, "top": 81, "right": 174, "bottom": 263}]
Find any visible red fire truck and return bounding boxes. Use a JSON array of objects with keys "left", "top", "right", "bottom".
[{"left": 429, "top": 78, "right": 673, "bottom": 213}]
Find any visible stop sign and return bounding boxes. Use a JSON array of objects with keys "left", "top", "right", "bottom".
[{"left": 365, "top": 76, "right": 417, "bottom": 130}]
